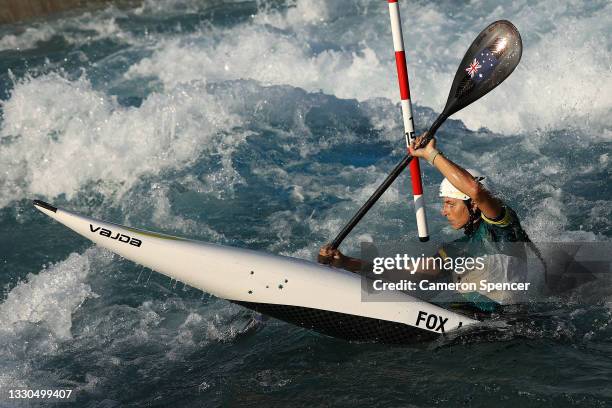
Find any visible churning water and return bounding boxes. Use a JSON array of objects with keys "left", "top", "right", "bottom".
[{"left": 0, "top": 1, "right": 611, "bottom": 406}]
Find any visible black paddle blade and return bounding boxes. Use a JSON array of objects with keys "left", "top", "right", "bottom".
[{"left": 439, "top": 20, "right": 522, "bottom": 126}]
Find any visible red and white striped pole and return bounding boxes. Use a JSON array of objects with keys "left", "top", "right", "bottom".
[{"left": 387, "top": 0, "right": 429, "bottom": 242}]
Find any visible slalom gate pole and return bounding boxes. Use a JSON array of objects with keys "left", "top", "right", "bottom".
[{"left": 387, "top": 0, "right": 429, "bottom": 242}]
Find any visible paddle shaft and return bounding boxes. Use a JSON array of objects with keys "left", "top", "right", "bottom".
[{"left": 330, "top": 153, "right": 412, "bottom": 249}]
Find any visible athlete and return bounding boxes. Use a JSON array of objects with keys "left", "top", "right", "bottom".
[{"left": 318, "top": 133, "right": 536, "bottom": 311}]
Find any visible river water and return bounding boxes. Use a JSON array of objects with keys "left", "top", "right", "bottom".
[{"left": 0, "top": 1, "right": 611, "bottom": 406}]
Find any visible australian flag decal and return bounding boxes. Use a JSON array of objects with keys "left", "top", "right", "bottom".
[{"left": 466, "top": 49, "right": 499, "bottom": 83}]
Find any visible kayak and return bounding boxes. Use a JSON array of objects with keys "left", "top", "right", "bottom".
[{"left": 33, "top": 200, "right": 477, "bottom": 344}]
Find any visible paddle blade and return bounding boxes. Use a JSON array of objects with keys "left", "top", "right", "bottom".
[{"left": 442, "top": 20, "right": 522, "bottom": 119}]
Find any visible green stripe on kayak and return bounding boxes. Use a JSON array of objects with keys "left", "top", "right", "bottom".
[{"left": 123, "top": 226, "right": 186, "bottom": 241}]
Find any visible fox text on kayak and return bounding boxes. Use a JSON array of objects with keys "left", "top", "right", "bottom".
[{"left": 416, "top": 311, "right": 448, "bottom": 333}]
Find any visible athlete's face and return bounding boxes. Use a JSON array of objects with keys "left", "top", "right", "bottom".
[{"left": 441, "top": 197, "right": 470, "bottom": 229}]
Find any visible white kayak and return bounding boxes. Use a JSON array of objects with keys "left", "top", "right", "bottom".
[{"left": 33, "top": 200, "right": 477, "bottom": 344}]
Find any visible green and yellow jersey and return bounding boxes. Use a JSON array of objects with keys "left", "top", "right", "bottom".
[{"left": 439, "top": 205, "right": 530, "bottom": 311}]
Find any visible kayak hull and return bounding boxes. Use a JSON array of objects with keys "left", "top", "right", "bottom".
[
  {"left": 33, "top": 200, "right": 476, "bottom": 344},
  {"left": 234, "top": 301, "right": 438, "bottom": 344}
]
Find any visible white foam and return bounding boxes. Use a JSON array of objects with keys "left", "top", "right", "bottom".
[
  {"left": 135, "top": 0, "right": 206, "bottom": 15},
  {"left": 0, "top": 73, "right": 243, "bottom": 209},
  {"left": 0, "top": 8, "right": 132, "bottom": 52},
  {"left": 121, "top": 0, "right": 611, "bottom": 135},
  {"left": 65, "top": 15, "right": 127, "bottom": 44},
  {"left": 148, "top": 184, "right": 225, "bottom": 240},
  {"left": 253, "top": 0, "right": 334, "bottom": 28},
  {"left": 124, "top": 27, "right": 392, "bottom": 103},
  {"left": 0, "top": 26, "right": 56, "bottom": 51},
  {"left": 136, "top": 297, "right": 256, "bottom": 352},
  {"left": 454, "top": 2, "right": 612, "bottom": 135},
  {"left": 0, "top": 247, "right": 110, "bottom": 341}
]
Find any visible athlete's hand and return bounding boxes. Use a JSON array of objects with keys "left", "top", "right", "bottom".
[
  {"left": 318, "top": 244, "right": 346, "bottom": 267},
  {"left": 409, "top": 132, "right": 436, "bottom": 158}
]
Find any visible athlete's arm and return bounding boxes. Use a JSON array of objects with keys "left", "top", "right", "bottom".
[{"left": 409, "top": 134, "right": 503, "bottom": 220}]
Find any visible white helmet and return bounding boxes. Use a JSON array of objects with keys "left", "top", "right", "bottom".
[{"left": 439, "top": 169, "right": 488, "bottom": 200}]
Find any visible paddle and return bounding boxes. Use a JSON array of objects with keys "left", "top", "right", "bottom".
[{"left": 330, "top": 20, "right": 522, "bottom": 250}]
